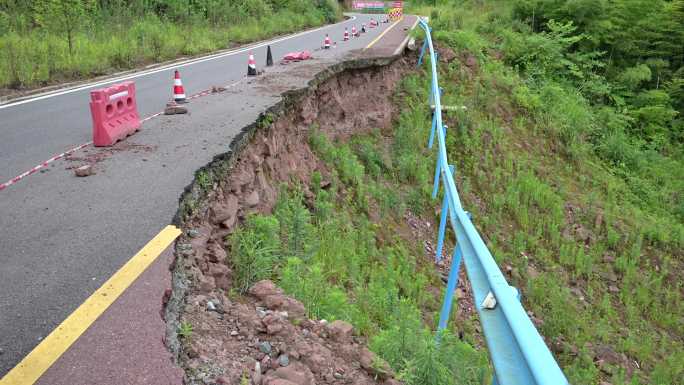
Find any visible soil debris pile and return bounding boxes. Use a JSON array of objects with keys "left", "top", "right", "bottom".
[{"left": 182, "top": 280, "right": 400, "bottom": 384}]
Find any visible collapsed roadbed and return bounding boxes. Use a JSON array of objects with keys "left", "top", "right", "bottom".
[{"left": 164, "top": 54, "right": 416, "bottom": 384}]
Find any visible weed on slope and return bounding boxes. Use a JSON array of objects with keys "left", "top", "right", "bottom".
[
  {"left": 228, "top": 124, "right": 491, "bottom": 384},
  {"left": 406, "top": 2, "right": 684, "bottom": 384}
]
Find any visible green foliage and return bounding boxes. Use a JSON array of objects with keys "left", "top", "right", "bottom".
[
  {"left": 223, "top": 109, "right": 491, "bottom": 380},
  {"left": 369, "top": 299, "right": 426, "bottom": 369},
  {"left": 0, "top": 0, "right": 340, "bottom": 88},
  {"left": 335, "top": 145, "right": 365, "bottom": 187},
  {"left": 196, "top": 170, "right": 213, "bottom": 191},
  {"left": 229, "top": 215, "right": 280, "bottom": 294},
  {"left": 309, "top": 130, "right": 367, "bottom": 187},
  {"left": 270, "top": 188, "right": 487, "bottom": 384},
  {"left": 372, "top": 303, "right": 487, "bottom": 385},
  {"left": 402, "top": 330, "right": 487, "bottom": 385},
  {"left": 351, "top": 134, "right": 386, "bottom": 179},
  {"left": 33, "top": 0, "right": 94, "bottom": 55},
  {"left": 403, "top": 0, "right": 684, "bottom": 383},
  {"left": 274, "top": 188, "right": 315, "bottom": 260},
  {"left": 280, "top": 257, "right": 356, "bottom": 321},
  {"left": 509, "top": 0, "right": 684, "bottom": 148},
  {"left": 178, "top": 321, "right": 193, "bottom": 338},
  {"left": 240, "top": 372, "right": 250, "bottom": 385}
]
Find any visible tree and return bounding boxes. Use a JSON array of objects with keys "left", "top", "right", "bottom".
[{"left": 34, "top": 0, "right": 93, "bottom": 56}]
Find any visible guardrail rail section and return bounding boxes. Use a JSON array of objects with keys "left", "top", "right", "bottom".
[{"left": 416, "top": 18, "right": 570, "bottom": 385}]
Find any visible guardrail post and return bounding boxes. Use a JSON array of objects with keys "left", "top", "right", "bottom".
[
  {"left": 437, "top": 211, "right": 471, "bottom": 331},
  {"left": 428, "top": 87, "right": 443, "bottom": 149},
  {"left": 428, "top": 110, "right": 437, "bottom": 148},
  {"left": 432, "top": 124, "right": 448, "bottom": 199},
  {"left": 435, "top": 165, "right": 455, "bottom": 263},
  {"left": 417, "top": 35, "right": 429, "bottom": 67}
]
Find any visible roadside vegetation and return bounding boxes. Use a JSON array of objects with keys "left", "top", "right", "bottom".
[
  {"left": 0, "top": 0, "right": 341, "bottom": 89},
  {"left": 226, "top": 0, "right": 682, "bottom": 384},
  {"left": 404, "top": 1, "right": 682, "bottom": 384},
  {"left": 227, "top": 123, "right": 491, "bottom": 385}
]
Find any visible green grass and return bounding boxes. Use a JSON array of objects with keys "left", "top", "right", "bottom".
[
  {"left": 178, "top": 321, "right": 194, "bottom": 338},
  {"left": 227, "top": 122, "right": 490, "bottom": 384},
  {"left": 405, "top": 2, "right": 684, "bottom": 384},
  {"left": 0, "top": 4, "right": 338, "bottom": 89}
]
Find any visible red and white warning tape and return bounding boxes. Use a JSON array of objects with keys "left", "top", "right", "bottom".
[
  {"left": 1, "top": 78, "right": 245, "bottom": 192},
  {"left": 141, "top": 112, "right": 163, "bottom": 123},
  {"left": 0, "top": 141, "right": 93, "bottom": 191}
]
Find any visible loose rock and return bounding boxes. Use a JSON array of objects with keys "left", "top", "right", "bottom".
[
  {"left": 74, "top": 165, "right": 94, "bottom": 177},
  {"left": 359, "top": 348, "right": 392, "bottom": 380},
  {"left": 254, "top": 362, "right": 262, "bottom": 384},
  {"left": 326, "top": 320, "right": 353, "bottom": 343},
  {"left": 259, "top": 341, "right": 272, "bottom": 354},
  {"left": 265, "top": 362, "right": 314, "bottom": 385},
  {"left": 197, "top": 275, "right": 215, "bottom": 293},
  {"left": 245, "top": 190, "right": 260, "bottom": 207},
  {"left": 164, "top": 102, "right": 188, "bottom": 115}
]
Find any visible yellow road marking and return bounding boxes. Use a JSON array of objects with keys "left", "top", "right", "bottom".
[
  {"left": 0, "top": 225, "right": 181, "bottom": 385},
  {"left": 364, "top": 16, "right": 404, "bottom": 51}
]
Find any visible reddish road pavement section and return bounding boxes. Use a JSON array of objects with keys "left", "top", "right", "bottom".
[{"left": 34, "top": 247, "right": 183, "bottom": 385}]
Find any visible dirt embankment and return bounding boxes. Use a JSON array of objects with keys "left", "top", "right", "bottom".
[{"left": 163, "top": 55, "right": 413, "bottom": 385}]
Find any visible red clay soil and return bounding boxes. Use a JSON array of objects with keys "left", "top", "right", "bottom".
[
  {"left": 181, "top": 280, "right": 400, "bottom": 385},
  {"left": 170, "top": 57, "right": 412, "bottom": 385}
]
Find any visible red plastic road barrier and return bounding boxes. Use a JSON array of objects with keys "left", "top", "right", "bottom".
[
  {"left": 90, "top": 81, "right": 141, "bottom": 147},
  {"left": 1, "top": 78, "right": 247, "bottom": 192},
  {"left": 282, "top": 51, "right": 312, "bottom": 61}
]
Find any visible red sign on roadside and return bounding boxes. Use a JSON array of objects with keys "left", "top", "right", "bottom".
[{"left": 352, "top": 1, "right": 385, "bottom": 9}]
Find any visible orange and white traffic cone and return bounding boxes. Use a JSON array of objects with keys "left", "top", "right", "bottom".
[
  {"left": 173, "top": 70, "right": 186, "bottom": 103},
  {"left": 247, "top": 53, "right": 257, "bottom": 76},
  {"left": 324, "top": 34, "right": 331, "bottom": 49},
  {"left": 352, "top": 25, "right": 358, "bottom": 37},
  {"left": 343, "top": 28, "right": 349, "bottom": 41}
]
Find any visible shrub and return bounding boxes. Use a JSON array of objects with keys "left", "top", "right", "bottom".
[
  {"left": 229, "top": 215, "right": 279, "bottom": 293},
  {"left": 274, "top": 189, "right": 315, "bottom": 260}
]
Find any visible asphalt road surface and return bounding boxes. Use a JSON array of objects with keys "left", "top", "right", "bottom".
[{"left": 0, "top": 13, "right": 416, "bottom": 377}]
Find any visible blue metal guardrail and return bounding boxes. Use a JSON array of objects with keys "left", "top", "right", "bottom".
[{"left": 416, "top": 18, "right": 570, "bottom": 385}]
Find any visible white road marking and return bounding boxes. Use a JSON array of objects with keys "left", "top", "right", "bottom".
[
  {"left": 393, "top": 17, "right": 420, "bottom": 56},
  {"left": 0, "top": 16, "right": 359, "bottom": 110}
]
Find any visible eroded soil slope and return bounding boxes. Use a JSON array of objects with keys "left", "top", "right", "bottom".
[{"left": 166, "top": 56, "right": 415, "bottom": 385}]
